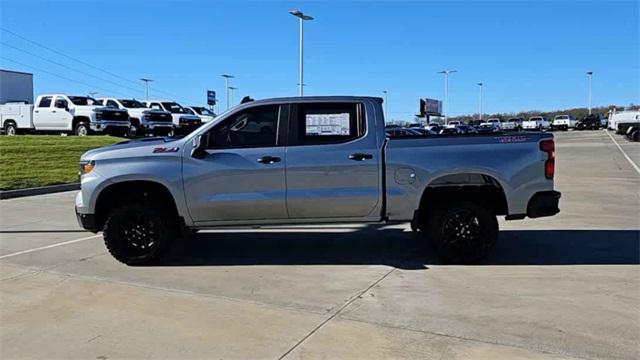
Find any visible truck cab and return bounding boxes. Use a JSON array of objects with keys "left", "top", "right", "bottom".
[
  {"left": 523, "top": 116, "right": 550, "bottom": 131},
  {"left": 97, "top": 98, "right": 173, "bottom": 136},
  {"left": 144, "top": 100, "right": 202, "bottom": 134}
]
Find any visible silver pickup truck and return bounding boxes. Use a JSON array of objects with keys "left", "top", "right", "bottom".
[{"left": 75, "top": 96, "right": 560, "bottom": 265}]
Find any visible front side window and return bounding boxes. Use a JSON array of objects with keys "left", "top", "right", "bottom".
[
  {"left": 119, "top": 99, "right": 145, "bottom": 108},
  {"left": 68, "top": 96, "right": 100, "bottom": 106},
  {"left": 206, "top": 105, "right": 279, "bottom": 149},
  {"left": 149, "top": 102, "right": 163, "bottom": 110},
  {"left": 295, "top": 102, "right": 364, "bottom": 145},
  {"left": 106, "top": 100, "right": 119, "bottom": 108},
  {"left": 37, "top": 96, "right": 52, "bottom": 108}
]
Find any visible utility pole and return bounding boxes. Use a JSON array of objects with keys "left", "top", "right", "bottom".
[
  {"left": 437, "top": 69, "right": 457, "bottom": 123},
  {"left": 477, "top": 82, "right": 483, "bottom": 121},
  {"left": 221, "top": 74, "right": 234, "bottom": 110},
  {"left": 587, "top": 71, "right": 593, "bottom": 115},
  {"left": 382, "top": 90, "right": 388, "bottom": 121},
  {"left": 290, "top": 9, "right": 313, "bottom": 96},
  {"left": 140, "top": 78, "right": 153, "bottom": 101}
]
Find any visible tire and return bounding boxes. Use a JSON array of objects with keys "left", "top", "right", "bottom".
[
  {"left": 4, "top": 122, "right": 17, "bottom": 136},
  {"left": 422, "top": 201, "right": 498, "bottom": 264},
  {"left": 103, "top": 202, "right": 176, "bottom": 265},
  {"left": 631, "top": 130, "right": 640, "bottom": 142},
  {"left": 74, "top": 121, "right": 89, "bottom": 136}
]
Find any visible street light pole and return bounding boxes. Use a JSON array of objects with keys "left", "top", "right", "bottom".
[
  {"left": 477, "top": 82, "right": 483, "bottom": 121},
  {"left": 587, "top": 71, "right": 593, "bottom": 115},
  {"left": 221, "top": 74, "right": 234, "bottom": 110},
  {"left": 290, "top": 9, "right": 313, "bottom": 96},
  {"left": 382, "top": 90, "right": 388, "bottom": 121},
  {"left": 140, "top": 78, "right": 153, "bottom": 101},
  {"left": 88, "top": 91, "right": 98, "bottom": 98},
  {"left": 228, "top": 86, "right": 237, "bottom": 106},
  {"left": 437, "top": 70, "right": 457, "bottom": 123}
]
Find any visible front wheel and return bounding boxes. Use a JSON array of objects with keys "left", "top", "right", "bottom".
[
  {"left": 423, "top": 201, "right": 498, "bottom": 264},
  {"left": 103, "top": 202, "right": 175, "bottom": 265},
  {"left": 74, "top": 122, "right": 89, "bottom": 136}
]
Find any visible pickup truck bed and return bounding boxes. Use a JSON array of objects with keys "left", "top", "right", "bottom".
[{"left": 75, "top": 96, "right": 560, "bottom": 265}]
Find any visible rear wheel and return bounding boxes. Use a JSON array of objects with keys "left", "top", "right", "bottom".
[
  {"left": 103, "top": 202, "right": 176, "bottom": 265},
  {"left": 4, "top": 122, "right": 17, "bottom": 136},
  {"left": 422, "top": 201, "right": 498, "bottom": 264},
  {"left": 631, "top": 130, "right": 640, "bottom": 142}
]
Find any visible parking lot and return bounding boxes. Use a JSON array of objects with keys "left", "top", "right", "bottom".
[{"left": 1, "top": 130, "right": 638, "bottom": 359}]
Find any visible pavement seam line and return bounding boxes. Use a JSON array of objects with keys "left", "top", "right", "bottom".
[
  {"left": 337, "top": 315, "right": 592, "bottom": 360},
  {"left": 0, "top": 234, "right": 101, "bottom": 260},
  {"left": 605, "top": 130, "right": 640, "bottom": 175},
  {"left": 278, "top": 266, "right": 398, "bottom": 360}
]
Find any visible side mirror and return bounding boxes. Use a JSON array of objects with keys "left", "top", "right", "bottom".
[{"left": 191, "top": 135, "right": 207, "bottom": 159}]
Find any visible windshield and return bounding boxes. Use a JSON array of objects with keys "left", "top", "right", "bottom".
[
  {"left": 488, "top": 119, "right": 500, "bottom": 123},
  {"left": 162, "top": 102, "right": 186, "bottom": 114},
  {"left": 556, "top": 115, "right": 569, "bottom": 120},
  {"left": 530, "top": 117, "right": 543, "bottom": 121},
  {"left": 192, "top": 107, "right": 215, "bottom": 116},
  {"left": 118, "top": 99, "right": 146, "bottom": 108},
  {"left": 68, "top": 96, "right": 100, "bottom": 106}
]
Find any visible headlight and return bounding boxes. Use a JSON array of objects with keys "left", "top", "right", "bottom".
[{"left": 78, "top": 160, "right": 95, "bottom": 176}]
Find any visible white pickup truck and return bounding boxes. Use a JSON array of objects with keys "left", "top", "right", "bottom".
[
  {"left": 97, "top": 98, "right": 174, "bottom": 136},
  {"left": 185, "top": 106, "right": 216, "bottom": 123},
  {"left": 144, "top": 100, "right": 202, "bottom": 135},
  {"left": 522, "top": 116, "right": 551, "bottom": 131},
  {"left": 552, "top": 115, "right": 576, "bottom": 131},
  {"left": 1, "top": 94, "right": 130, "bottom": 136}
]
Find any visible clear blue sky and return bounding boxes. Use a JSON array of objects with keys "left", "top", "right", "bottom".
[{"left": 1, "top": 1, "right": 638, "bottom": 120}]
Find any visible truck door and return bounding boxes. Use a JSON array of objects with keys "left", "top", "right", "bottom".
[
  {"left": 33, "top": 96, "right": 54, "bottom": 129},
  {"left": 285, "top": 101, "right": 381, "bottom": 219},
  {"left": 52, "top": 96, "right": 73, "bottom": 130},
  {"left": 183, "top": 104, "right": 288, "bottom": 223}
]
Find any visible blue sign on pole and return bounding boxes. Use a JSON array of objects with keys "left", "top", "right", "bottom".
[{"left": 207, "top": 90, "right": 216, "bottom": 105}]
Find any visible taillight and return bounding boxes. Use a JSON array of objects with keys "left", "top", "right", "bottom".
[{"left": 540, "top": 139, "right": 555, "bottom": 179}]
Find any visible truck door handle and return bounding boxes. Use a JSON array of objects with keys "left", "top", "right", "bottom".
[
  {"left": 349, "top": 153, "right": 373, "bottom": 161},
  {"left": 52, "top": 110, "right": 56, "bottom": 113},
  {"left": 257, "top": 156, "right": 281, "bottom": 164}
]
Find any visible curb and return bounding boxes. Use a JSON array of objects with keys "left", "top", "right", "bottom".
[{"left": 0, "top": 183, "right": 80, "bottom": 200}]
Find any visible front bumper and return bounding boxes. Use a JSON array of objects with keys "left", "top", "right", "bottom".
[
  {"left": 141, "top": 121, "right": 174, "bottom": 130},
  {"left": 76, "top": 208, "right": 98, "bottom": 232},
  {"left": 91, "top": 121, "right": 130, "bottom": 132},
  {"left": 527, "top": 191, "right": 561, "bottom": 218}
]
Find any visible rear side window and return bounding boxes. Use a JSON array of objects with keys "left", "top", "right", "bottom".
[
  {"left": 37, "top": 96, "right": 52, "bottom": 108},
  {"left": 293, "top": 102, "right": 365, "bottom": 145}
]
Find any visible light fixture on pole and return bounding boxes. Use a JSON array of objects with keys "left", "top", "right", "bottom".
[
  {"left": 290, "top": 9, "right": 313, "bottom": 96},
  {"left": 228, "top": 86, "right": 237, "bottom": 106},
  {"left": 221, "top": 74, "right": 234, "bottom": 110},
  {"left": 140, "top": 78, "right": 153, "bottom": 101},
  {"left": 586, "top": 71, "right": 593, "bottom": 115},
  {"left": 437, "top": 69, "right": 457, "bottom": 123},
  {"left": 382, "top": 90, "right": 389, "bottom": 121},
  {"left": 477, "top": 82, "right": 483, "bottom": 121}
]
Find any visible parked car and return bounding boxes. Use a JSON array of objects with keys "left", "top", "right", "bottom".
[
  {"left": 1, "top": 94, "right": 129, "bottom": 136},
  {"left": 97, "top": 98, "right": 173, "bottom": 136},
  {"left": 439, "top": 127, "right": 463, "bottom": 135},
  {"left": 522, "top": 116, "right": 550, "bottom": 131},
  {"left": 608, "top": 110, "right": 640, "bottom": 133},
  {"left": 481, "top": 118, "right": 502, "bottom": 130},
  {"left": 75, "top": 96, "right": 561, "bottom": 265},
  {"left": 468, "top": 119, "right": 484, "bottom": 127},
  {"left": 185, "top": 106, "right": 217, "bottom": 123},
  {"left": 457, "top": 124, "right": 478, "bottom": 134},
  {"left": 575, "top": 114, "right": 604, "bottom": 130},
  {"left": 502, "top": 117, "right": 524, "bottom": 131},
  {"left": 551, "top": 115, "right": 576, "bottom": 131},
  {"left": 386, "top": 128, "right": 417, "bottom": 137},
  {"left": 144, "top": 100, "right": 202, "bottom": 135},
  {"left": 475, "top": 123, "right": 499, "bottom": 134},
  {"left": 446, "top": 120, "right": 462, "bottom": 126},
  {"left": 408, "top": 127, "right": 436, "bottom": 135},
  {"left": 426, "top": 124, "right": 444, "bottom": 133}
]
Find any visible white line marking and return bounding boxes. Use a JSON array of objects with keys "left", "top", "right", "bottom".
[
  {"left": 605, "top": 130, "right": 640, "bottom": 175},
  {"left": 0, "top": 234, "right": 100, "bottom": 260}
]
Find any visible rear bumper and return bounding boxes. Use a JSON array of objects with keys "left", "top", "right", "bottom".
[{"left": 527, "top": 191, "right": 561, "bottom": 218}]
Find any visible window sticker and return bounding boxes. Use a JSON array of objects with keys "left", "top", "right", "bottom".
[{"left": 306, "top": 113, "right": 350, "bottom": 136}]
